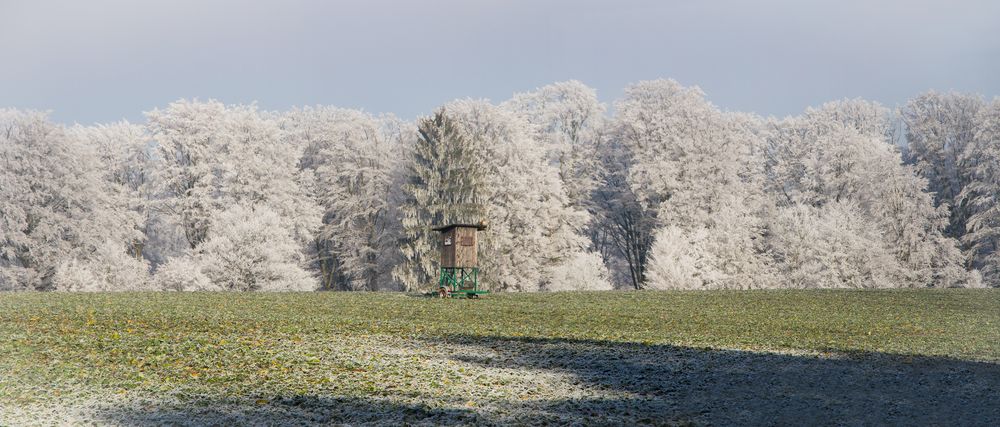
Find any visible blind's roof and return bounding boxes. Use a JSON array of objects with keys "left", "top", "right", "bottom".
[{"left": 431, "top": 223, "right": 488, "bottom": 232}]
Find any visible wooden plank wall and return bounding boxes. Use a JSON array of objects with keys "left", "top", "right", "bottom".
[
  {"left": 440, "top": 227, "right": 478, "bottom": 268},
  {"left": 454, "top": 227, "right": 477, "bottom": 267},
  {"left": 440, "top": 229, "right": 456, "bottom": 267}
]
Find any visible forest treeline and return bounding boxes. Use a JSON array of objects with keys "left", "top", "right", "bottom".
[{"left": 2, "top": 80, "right": 998, "bottom": 291}]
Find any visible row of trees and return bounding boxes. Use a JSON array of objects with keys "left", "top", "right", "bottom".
[{"left": 1, "top": 80, "right": 997, "bottom": 291}]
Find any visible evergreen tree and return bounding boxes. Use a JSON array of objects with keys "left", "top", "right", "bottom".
[{"left": 395, "top": 108, "right": 487, "bottom": 291}]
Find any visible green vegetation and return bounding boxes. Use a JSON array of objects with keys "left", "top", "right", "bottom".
[{"left": 1, "top": 289, "right": 997, "bottom": 424}]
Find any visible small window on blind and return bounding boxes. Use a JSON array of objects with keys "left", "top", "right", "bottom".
[{"left": 444, "top": 237, "right": 452, "bottom": 246}]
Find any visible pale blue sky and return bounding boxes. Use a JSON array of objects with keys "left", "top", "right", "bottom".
[{"left": 2, "top": 0, "right": 998, "bottom": 124}]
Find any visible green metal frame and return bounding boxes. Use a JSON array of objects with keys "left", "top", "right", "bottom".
[{"left": 438, "top": 267, "right": 488, "bottom": 298}]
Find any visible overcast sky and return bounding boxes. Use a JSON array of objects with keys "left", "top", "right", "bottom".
[{"left": 2, "top": 0, "right": 998, "bottom": 124}]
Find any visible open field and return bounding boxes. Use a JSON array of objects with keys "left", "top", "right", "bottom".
[{"left": 1, "top": 289, "right": 998, "bottom": 425}]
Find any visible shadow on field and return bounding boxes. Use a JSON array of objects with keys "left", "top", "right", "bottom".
[
  {"left": 92, "top": 337, "right": 1000, "bottom": 426},
  {"left": 432, "top": 335, "right": 1000, "bottom": 425},
  {"left": 94, "top": 395, "right": 482, "bottom": 426},
  {"left": 93, "top": 394, "right": 698, "bottom": 426}
]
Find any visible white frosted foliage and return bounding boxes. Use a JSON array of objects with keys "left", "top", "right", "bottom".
[{"left": 544, "top": 251, "right": 613, "bottom": 291}]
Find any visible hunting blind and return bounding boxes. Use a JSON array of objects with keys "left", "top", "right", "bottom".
[{"left": 433, "top": 223, "right": 488, "bottom": 298}]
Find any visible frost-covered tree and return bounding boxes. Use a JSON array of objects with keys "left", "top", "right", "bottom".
[
  {"left": 589, "top": 136, "right": 656, "bottom": 289},
  {"left": 544, "top": 251, "right": 613, "bottom": 291},
  {"left": 282, "top": 107, "right": 405, "bottom": 290},
  {"left": 452, "top": 100, "right": 602, "bottom": 291},
  {"left": 766, "top": 107, "right": 970, "bottom": 288},
  {"left": 643, "top": 192, "right": 774, "bottom": 290},
  {"left": 963, "top": 99, "right": 1000, "bottom": 286},
  {"left": 765, "top": 202, "right": 897, "bottom": 289},
  {"left": 0, "top": 110, "right": 148, "bottom": 290},
  {"left": 147, "top": 100, "right": 320, "bottom": 291},
  {"left": 616, "top": 81, "right": 767, "bottom": 222},
  {"left": 801, "top": 99, "right": 898, "bottom": 143},
  {"left": 4, "top": 81, "right": 994, "bottom": 292},
  {"left": 633, "top": 87, "right": 969, "bottom": 290},
  {"left": 503, "top": 80, "right": 606, "bottom": 208},
  {"left": 395, "top": 107, "right": 488, "bottom": 290},
  {"left": 197, "top": 204, "right": 317, "bottom": 291},
  {"left": 147, "top": 100, "right": 226, "bottom": 249},
  {"left": 151, "top": 204, "right": 318, "bottom": 292},
  {"left": 902, "top": 92, "right": 985, "bottom": 240},
  {"left": 616, "top": 80, "right": 771, "bottom": 289},
  {"left": 153, "top": 256, "right": 215, "bottom": 291},
  {"left": 396, "top": 100, "right": 603, "bottom": 292},
  {"left": 72, "top": 122, "right": 153, "bottom": 259},
  {"left": 503, "top": 82, "right": 617, "bottom": 289},
  {"left": 52, "top": 241, "right": 152, "bottom": 292}
]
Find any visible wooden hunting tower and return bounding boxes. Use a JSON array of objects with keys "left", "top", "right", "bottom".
[{"left": 432, "top": 223, "right": 488, "bottom": 298}]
